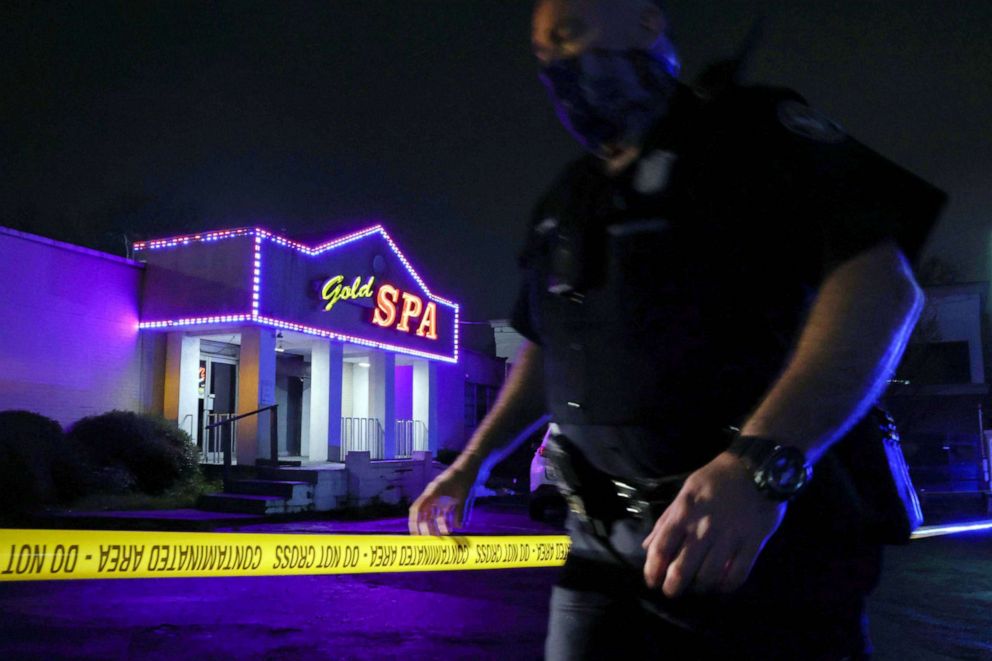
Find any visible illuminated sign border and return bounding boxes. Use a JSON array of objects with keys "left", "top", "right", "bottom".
[{"left": 134, "top": 226, "right": 460, "bottom": 363}]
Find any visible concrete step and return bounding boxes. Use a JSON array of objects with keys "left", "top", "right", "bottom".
[
  {"left": 256, "top": 467, "right": 333, "bottom": 483},
  {"left": 228, "top": 479, "right": 312, "bottom": 500},
  {"left": 198, "top": 493, "right": 311, "bottom": 515},
  {"left": 255, "top": 459, "right": 303, "bottom": 468}
]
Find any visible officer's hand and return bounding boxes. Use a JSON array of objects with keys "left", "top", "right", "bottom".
[
  {"left": 641, "top": 451, "right": 787, "bottom": 597},
  {"left": 408, "top": 463, "right": 478, "bottom": 536}
]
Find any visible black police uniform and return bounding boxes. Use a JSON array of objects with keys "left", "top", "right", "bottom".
[{"left": 511, "top": 82, "right": 946, "bottom": 660}]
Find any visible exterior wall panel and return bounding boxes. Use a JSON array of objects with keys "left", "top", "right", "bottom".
[{"left": 0, "top": 228, "right": 145, "bottom": 427}]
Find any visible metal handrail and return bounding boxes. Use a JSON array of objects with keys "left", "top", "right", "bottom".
[
  {"left": 341, "top": 416, "right": 384, "bottom": 460},
  {"left": 180, "top": 413, "right": 194, "bottom": 440},
  {"left": 205, "top": 404, "right": 279, "bottom": 482},
  {"left": 202, "top": 412, "right": 237, "bottom": 465},
  {"left": 395, "top": 419, "right": 428, "bottom": 458}
]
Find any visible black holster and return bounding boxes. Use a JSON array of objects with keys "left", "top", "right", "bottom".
[{"left": 543, "top": 431, "right": 687, "bottom": 538}]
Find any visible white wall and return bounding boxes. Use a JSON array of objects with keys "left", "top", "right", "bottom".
[
  {"left": 926, "top": 290, "right": 985, "bottom": 383},
  {"left": 351, "top": 363, "right": 369, "bottom": 419},
  {"left": 164, "top": 334, "right": 201, "bottom": 443},
  {"left": 307, "top": 340, "right": 329, "bottom": 462},
  {"left": 369, "top": 350, "right": 395, "bottom": 456}
]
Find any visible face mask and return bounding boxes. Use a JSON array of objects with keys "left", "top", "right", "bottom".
[{"left": 540, "top": 48, "right": 678, "bottom": 156}]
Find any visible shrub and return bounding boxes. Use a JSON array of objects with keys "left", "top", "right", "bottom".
[
  {"left": 67, "top": 410, "right": 200, "bottom": 495},
  {"left": 0, "top": 410, "right": 68, "bottom": 518}
]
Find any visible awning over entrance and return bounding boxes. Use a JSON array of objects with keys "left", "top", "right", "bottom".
[{"left": 134, "top": 225, "right": 459, "bottom": 363}]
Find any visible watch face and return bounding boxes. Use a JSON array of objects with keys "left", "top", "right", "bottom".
[{"left": 760, "top": 447, "right": 810, "bottom": 497}]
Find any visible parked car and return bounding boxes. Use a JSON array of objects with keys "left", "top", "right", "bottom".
[{"left": 529, "top": 427, "right": 567, "bottom": 521}]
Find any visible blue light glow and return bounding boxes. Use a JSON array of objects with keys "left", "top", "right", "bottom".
[{"left": 911, "top": 520, "right": 992, "bottom": 539}]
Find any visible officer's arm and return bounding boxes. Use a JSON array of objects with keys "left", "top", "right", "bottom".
[
  {"left": 455, "top": 339, "right": 546, "bottom": 475},
  {"left": 642, "top": 239, "right": 924, "bottom": 596},
  {"left": 409, "top": 340, "right": 545, "bottom": 535},
  {"left": 736, "top": 238, "right": 924, "bottom": 462}
]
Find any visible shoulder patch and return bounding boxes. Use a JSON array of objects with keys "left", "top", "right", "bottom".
[
  {"left": 776, "top": 100, "right": 846, "bottom": 143},
  {"left": 534, "top": 216, "right": 558, "bottom": 235}
]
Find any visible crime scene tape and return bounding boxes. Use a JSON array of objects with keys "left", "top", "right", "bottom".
[
  {"left": 0, "top": 529, "right": 571, "bottom": 582},
  {"left": 1, "top": 520, "right": 972, "bottom": 582}
]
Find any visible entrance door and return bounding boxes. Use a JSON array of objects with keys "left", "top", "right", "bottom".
[
  {"left": 286, "top": 377, "right": 303, "bottom": 456},
  {"left": 276, "top": 354, "right": 307, "bottom": 458},
  {"left": 198, "top": 357, "right": 238, "bottom": 463}
]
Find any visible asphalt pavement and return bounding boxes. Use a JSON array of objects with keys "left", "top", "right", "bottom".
[{"left": 1, "top": 504, "right": 990, "bottom": 660}]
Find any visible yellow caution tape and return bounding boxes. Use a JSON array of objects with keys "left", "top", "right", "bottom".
[{"left": 0, "top": 529, "right": 571, "bottom": 582}]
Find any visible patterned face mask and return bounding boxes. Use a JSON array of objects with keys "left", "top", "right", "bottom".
[{"left": 540, "top": 48, "right": 678, "bottom": 156}]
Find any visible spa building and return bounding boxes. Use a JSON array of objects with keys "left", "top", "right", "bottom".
[{"left": 0, "top": 224, "right": 506, "bottom": 511}]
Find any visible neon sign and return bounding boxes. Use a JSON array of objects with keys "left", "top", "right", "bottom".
[
  {"left": 321, "top": 275, "right": 375, "bottom": 311},
  {"left": 320, "top": 276, "right": 437, "bottom": 341},
  {"left": 135, "top": 225, "right": 459, "bottom": 362},
  {"left": 371, "top": 285, "right": 438, "bottom": 340}
]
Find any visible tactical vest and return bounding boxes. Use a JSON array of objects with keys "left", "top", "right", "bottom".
[{"left": 519, "top": 84, "right": 821, "bottom": 475}]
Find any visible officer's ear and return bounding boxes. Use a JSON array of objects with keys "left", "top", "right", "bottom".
[{"left": 639, "top": 3, "right": 666, "bottom": 44}]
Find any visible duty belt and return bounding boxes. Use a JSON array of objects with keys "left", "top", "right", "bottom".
[{"left": 543, "top": 431, "right": 689, "bottom": 538}]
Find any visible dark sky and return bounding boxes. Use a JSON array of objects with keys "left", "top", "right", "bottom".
[{"left": 2, "top": 1, "right": 990, "bottom": 323}]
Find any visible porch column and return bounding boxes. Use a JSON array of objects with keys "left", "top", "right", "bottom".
[
  {"left": 237, "top": 327, "right": 277, "bottom": 464},
  {"left": 327, "top": 343, "right": 344, "bottom": 461},
  {"left": 308, "top": 340, "right": 329, "bottom": 462},
  {"left": 369, "top": 350, "right": 396, "bottom": 459},
  {"left": 308, "top": 340, "right": 343, "bottom": 462},
  {"left": 163, "top": 332, "right": 200, "bottom": 444}
]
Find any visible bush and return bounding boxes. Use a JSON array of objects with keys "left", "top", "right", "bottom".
[
  {"left": 67, "top": 411, "right": 200, "bottom": 495},
  {"left": 0, "top": 410, "right": 70, "bottom": 519}
]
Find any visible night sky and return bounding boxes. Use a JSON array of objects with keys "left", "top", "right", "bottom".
[{"left": 3, "top": 1, "right": 990, "bottom": 326}]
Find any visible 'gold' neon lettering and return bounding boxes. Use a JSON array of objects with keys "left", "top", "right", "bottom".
[
  {"left": 322, "top": 275, "right": 375, "bottom": 312},
  {"left": 372, "top": 284, "right": 400, "bottom": 328}
]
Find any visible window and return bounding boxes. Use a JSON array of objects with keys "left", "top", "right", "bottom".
[
  {"left": 465, "top": 382, "right": 498, "bottom": 432},
  {"left": 896, "top": 341, "right": 972, "bottom": 385}
]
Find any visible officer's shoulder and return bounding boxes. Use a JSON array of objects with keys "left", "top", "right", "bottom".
[
  {"left": 707, "top": 83, "right": 848, "bottom": 146},
  {"left": 709, "top": 83, "right": 806, "bottom": 109},
  {"left": 703, "top": 83, "right": 805, "bottom": 129}
]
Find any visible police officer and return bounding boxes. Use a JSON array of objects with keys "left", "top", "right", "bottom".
[{"left": 409, "top": 1, "right": 945, "bottom": 658}]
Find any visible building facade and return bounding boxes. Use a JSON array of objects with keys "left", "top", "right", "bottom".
[
  {"left": 0, "top": 224, "right": 504, "bottom": 471},
  {"left": 886, "top": 282, "right": 992, "bottom": 510}
]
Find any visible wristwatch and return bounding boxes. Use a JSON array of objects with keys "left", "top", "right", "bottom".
[{"left": 727, "top": 434, "right": 812, "bottom": 502}]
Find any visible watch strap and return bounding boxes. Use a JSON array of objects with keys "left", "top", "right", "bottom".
[
  {"left": 727, "top": 434, "right": 811, "bottom": 501},
  {"left": 727, "top": 434, "right": 779, "bottom": 473}
]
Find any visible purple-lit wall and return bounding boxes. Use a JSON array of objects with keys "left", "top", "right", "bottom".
[
  {"left": 435, "top": 349, "right": 506, "bottom": 452},
  {"left": 0, "top": 227, "right": 161, "bottom": 427},
  {"left": 394, "top": 365, "right": 413, "bottom": 420}
]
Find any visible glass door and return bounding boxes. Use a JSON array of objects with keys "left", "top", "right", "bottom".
[{"left": 198, "top": 357, "right": 238, "bottom": 463}]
